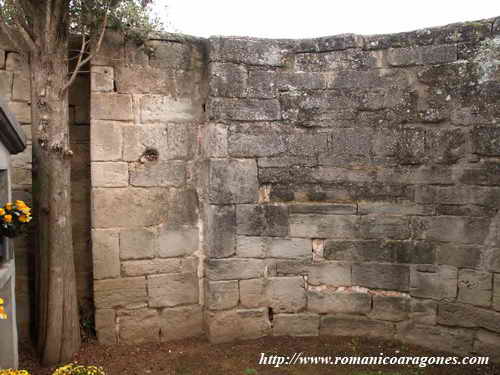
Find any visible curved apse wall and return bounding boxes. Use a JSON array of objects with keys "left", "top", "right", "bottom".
[{"left": 91, "top": 17, "right": 500, "bottom": 360}]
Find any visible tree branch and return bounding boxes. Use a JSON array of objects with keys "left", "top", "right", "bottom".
[
  {"left": 61, "top": 1, "right": 110, "bottom": 95},
  {"left": 5, "top": 0, "right": 36, "bottom": 52},
  {"left": 0, "top": 7, "right": 30, "bottom": 53}
]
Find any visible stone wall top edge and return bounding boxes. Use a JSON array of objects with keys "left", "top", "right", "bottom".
[{"left": 205, "top": 15, "right": 499, "bottom": 49}]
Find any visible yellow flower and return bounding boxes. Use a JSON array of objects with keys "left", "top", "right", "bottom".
[
  {"left": 5, "top": 203, "right": 12, "bottom": 210},
  {"left": 3, "top": 215, "right": 12, "bottom": 223},
  {"left": 15, "top": 200, "right": 25, "bottom": 206},
  {"left": 0, "top": 297, "right": 4, "bottom": 304},
  {"left": 0, "top": 305, "right": 7, "bottom": 319},
  {"left": 21, "top": 207, "right": 31, "bottom": 214},
  {"left": 0, "top": 208, "right": 5, "bottom": 216},
  {"left": 19, "top": 215, "right": 29, "bottom": 223}
]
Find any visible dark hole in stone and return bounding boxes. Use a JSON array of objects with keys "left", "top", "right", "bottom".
[
  {"left": 202, "top": 103, "right": 206, "bottom": 112},
  {"left": 268, "top": 307, "right": 274, "bottom": 322},
  {"left": 141, "top": 147, "right": 159, "bottom": 162}
]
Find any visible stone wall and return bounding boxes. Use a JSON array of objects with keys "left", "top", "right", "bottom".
[
  {"left": 202, "top": 18, "right": 500, "bottom": 360},
  {"left": 2, "top": 16, "right": 500, "bottom": 360},
  {"left": 89, "top": 32, "right": 207, "bottom": 344}
]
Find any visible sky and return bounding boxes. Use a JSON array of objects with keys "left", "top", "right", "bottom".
[{"left": 152, "top": 0, "right": 500, "bottom": 39}]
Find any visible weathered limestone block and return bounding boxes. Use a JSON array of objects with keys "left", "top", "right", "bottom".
[
  {"left": 148, "top": 273, "right": 198, "bottom": 308},
  {"left": 352, "top": 263, "right": 410, "bottom": 292},
  {"left": 148, "top": 40, "right": 196, "bottom": 69},
  {"left": 206, "top": 258, "right": 264, "bottom": 281},
  {"left": 236, "top": 236, "right": 266, "bottom": 258},
  {"left": 388, "top": 240, "right": 436, "bottom": 265},
  {"left": 121, "top": 258, "right": 182, "bottom": 276},
  {"left": 410, "top": 265, "right": 457, "bottom": 300},
  {"left": 91, "top": 66, "right": 114, "bottom": 92},
  {"left": 267, "top": 238, "right": 310, "bottom": 259},
  {"left": 95, "top": 309, "right": 117, "bottom": 345},
  {"left": 129, "top": 161, "right": 186, "bottom": 187},
  {"left": 494, "top": 274, "right": 500, "bottom": 311},
  {"left": 257, "top": 155, "right": 317, "bottom": 168},
  {"left": 473, "top": 330, "right": 500, "bottom": 363},
  {"left": 370, "top": 295, "right": 410, "bottom": 322},
  {"left": 209, "top": 62, "right": 247, "bottom": 97},
  {"left": 94, "top": 277, "right": 147, "bottom": 308},
  {"left": 142, "top": 95, "right": 201, "bottom": 123},
  {"left": 312, "top": 167, "right": 373, "bottom": 184},
  {"left": 295, "top": 49, "right": 380, "bottom": 72},
  {"left": 324, "top": 240, "right": 392, "bottom": 262},
  {"left": 91, "top": 162, "right": 129, "bottom": 187},
  {"left": 92, "top": 188, "right": 169, "bottom": 228},
  {"left": 118, "top": 308, "right": 159, "bottom": 344},
  {"left": 159, "top": 225, "right": 198, "bottom": 257},
  {"left": 237, "top": 204, "right": 289, "bottom": 237},
  {"left": 206, "top": 205, "right": 236, "bottom": 258},
  {"left": 436, "top": 244, "right": 482, "bottom": 269},
  {"left": 427, "top": 128, "right": 466, "bottom": 165},
  {"left": 12, "top": 72, "right": 30, "bottom": 101},
  {"left": 167, "top": 123, "right": 196, "bottom": 160},
  {"left": 228, "top": 132, "right": 286, "bottom": 157},
  {"left": 456, "top": 162, "right": 500, "bottom": 186},
  {"left": 410, "top": 299, "right": 437, "bottom": 325},
  {"left": 166, "top": 188, "right": 198, "bottom": 228},
  {"left": 206, "top": 280, "right": 239, "bottom": 310},
  {"left": 240, "top": 278, "right": 265, "bottom": 308},
  {"left": 159, "top": 305, "right": 203, "bottom": 341},
  {"left": 120, "top": 228, "right": 157, "bottom": 260},
  {"left": 92, "top": 93, "right": 133, "bottom": 121},
  {"left": 209, "top": 159, "right": 258, "bottom": 204},
  {"left": 273, "top": 313, "right": 320, "bottom": 337},
  {"left": 458, "top": 269, "right": 492, "bottom": 307},
  {"left": 289, "top": 203, "right": 356, "bottom": 215},
  {"left": 267, "top": 277, "right": 306, "bottom": 313},
  {"left": 412, "top": 216, "right": 490, "bottom": 244},
  {"left": 360, "top": 215, "right": 410, "bottom": 240},
  {"left": 260, "top": 166, "right": 316, "bottom": 185},
  {"left": 386, "top": 44, "right": 457, "bottom": 66},
  {"left": 320, "top": 314, "right": 395, "bottom": 340},
  {"left": 7, "top": 101, "right": 31, "bottom": 123},
  {"left": 203, "top": 123, "right": 228, "bottom": 158},
  {"left": 246, "top": 71, "right": 278, "bottom": 98},
  {"left": 321, "top": 128, "right": 373, "bottom": 166},
  {"left": 378, "top": 165, "right": 453, "bottom": 186},
  {"left": 0, "top": 70, "right": 12, "bottom": 99},
  {"left": 236, "top": 236, "right": 310, "bottom": 259},
  {"left": 357, "top": 201, "right": 429, "bottom": 216},
  {"left": 210, "top": 37, "right": 284, "bottom": 66},
  {"left": 289, "top": 214, "right": 359, "bottom": 238},
  {"left": 208, "top": 98, "right": 281, "bottom": 121},
  {"left": 397, "top": 322, "right": 473, "bottom": 355},
  {"left": 93, "top": 30, "right": 125, "bottom": 65},
  {"left": 308, "top": 290, "right": 371, "bottom": 314},
  {"left": 92, "top": 229, "right": 120, "bottom": 280},
  {"left": 306, "top": 262, "right": 352, "bottom": 286},
  {"left": 437, "top": 303, "right": 500, "bottom": 334},
  {"left": 206, "top": 308, "right": 271, "bottom": 343},
  {"left": 287, "top": 133, "right": 328, "bottom": 156},
  {"left": 122, "top": 125, "right": 167, "bottom": 162},
  {"left": 471, "top": 126, "right": 500, "bottom": 156},
  {"left": 91, "top": 121, "right": 122, "bottom": 161}
]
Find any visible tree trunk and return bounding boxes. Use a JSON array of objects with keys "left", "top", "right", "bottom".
[{"left": 31, "top": 32, "right": 81, "bottom": 365}]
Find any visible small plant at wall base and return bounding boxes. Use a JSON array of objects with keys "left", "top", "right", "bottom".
[
  {"left": 52, "top": 363, "right": 106, "bottom": 375},
  {"left": 0, "top": 200, "right": 32, "bottom": 238},
  {"left": 0, "top": 370, "right": 30, "bottom": 375}
]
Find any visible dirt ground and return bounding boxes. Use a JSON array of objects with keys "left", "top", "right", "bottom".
[{"left": 18, "top": 335, "right": 499, "bottom": 375}]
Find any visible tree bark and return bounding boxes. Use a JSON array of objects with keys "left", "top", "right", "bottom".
[{"left": 31, "top": 28, "right": 81, "bottom": 365}]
